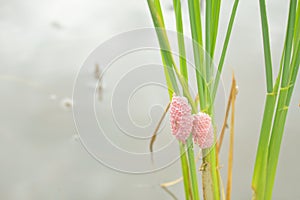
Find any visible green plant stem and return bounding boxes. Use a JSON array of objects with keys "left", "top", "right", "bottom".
[
  {"left": 147, "top": 2, "right": 193, "bottom": 200},
  {"left": 180, "top": 142, "right": 193, "bottom": 200},
  {"left": 259, "top": 0, "right": 274, "bottom": 93},
  {"left": 251, "top": 93, "right": 277, "bottom": 199},
  {"left": 252, "top": 0, "right": 277, "bottom": 193},
  {"left": 173, "top": 0, "right": 188, "bottom": 81},
  {"left": 201, "top": 2, "right": 239, "bottom": 200},
  {"left": 148, "top": 1, "right": 203, "bottom": 200},
  {"left": 286, "top": 42, "right": 300, "bottom": 105},
  {"left": 185, "top": 4, "right": 217, "bottom": 198},
  {"left": 293, "top": 1, "right": 300, "bottom": 48},
  {"left": 162, "top": 55, "right": 175, "bottom": 98},
  {"left": 205, "top": 0, "right": 212, "bottom": 82},
  {"left": 202, "top": 83, "right": 220, "bottom": 200},
  {"left": 202, "top": 147, "right": 220, "bottom": 200},
  {"left": 252, "top": 45, "right": 285, "bottom": 200},
  {"left": 172, "top": 67, "right": 201, "bottom": 200},
  {"left": 148, "top": 1, "right": 241, "bottom": 200},
  {"left": 172, "top": 1, "right": 193, "bottom": 199},
  {"left": 264, "top": 1, "right": 297, "bottom": 199},
  {"left": 211, "top": 0, "right": 221, "bottom": 57},
  {"left": 287, "top": 0, "right": 300, "bottom": 106},
  {"left": 207, "top": 0, "right": 221, "bottom": 91},
  {"left": 252, "top": 1, "right": 299, "bottom": 199},
  {"left": 187, "top": 0, "right": 206, "bottom": 110},
  {"left": 212, "top": 0, "right": 240, "bottom": 102},
  {"left": 147, "top": 0, "right": 180, "bottom": 95},
  {"left": 186, "top": 137, "right": 200, "bottom": 200}
]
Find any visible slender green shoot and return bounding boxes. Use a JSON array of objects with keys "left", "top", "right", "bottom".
[
  {"left": 212, "top": 0, "right": 240, "bottom": 102},
  {"left": 187, "top": 0, "right": 206, "bottom": 110},
  {"left": 173, "top": 0, "right": 188, "bottom": 81},
  {"left": 252, "top": 1, "right": 299, "bottom": 199},
  {"left": 265, "top": 2, "right": 298, "bottom": 199},
  {"left": 259, "top": 0, "right": 274, "bottom": 93},
  {"left": 148, "top": 1, "right": 241, "bottom": 200},
  {"left": 211, "top": 0, "right": 221, "bottom": 57},
  {"left": 147, "top": 2, "right": 192, "bottom": 200},
  {"left": 205, "top": 0, "right": 213, "bottom": 81}
]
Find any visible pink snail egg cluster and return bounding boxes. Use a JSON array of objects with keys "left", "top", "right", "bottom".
[
  {"left": 192, "top": 112, "right": 214, "bottom": 149},
  {"left": 169, "top": 95, "right": 214, "bottom": 148},
  {"left": 170, "top": 96, "right": 193, "bottom": 143}
]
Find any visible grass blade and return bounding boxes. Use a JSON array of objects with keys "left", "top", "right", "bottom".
[
  {"left": 259, "top": 0, "right": 274, "bottom": 93},
  {"left": 265, "top": 1, "right": 298, "bottom": 198},
  {"left": 173, "top": 0, "right": 188, "bottom": 81},
  {"left": 147, "top": 2, "right": 194, "bottom": 200},
  {"left": 286, "top": 41, "right": 300, "bottom": 105},
  {"left": 211, "top": 0, "right": 221, "bottom": 57},
  {"left": 205, "top": 0, "right": 213, "bottom": 82},
  {"left": 187, "top": 0, "right": 206, "bottom": 110},
  {"left": 147, "top": 0, "right": 181, "bottom": 93},
  {"left": 180, "top": 142, "right": 193, "bottom": 200},
  {"left": 212, "top": 0, "right": 240, "bottom": 102}
]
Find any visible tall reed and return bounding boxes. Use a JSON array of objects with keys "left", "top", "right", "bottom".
[
  {"left": 147, "top": 0, "right": 239, "bottom": 199},
  {"left": 252, "top": 1, "right": 300, "bottom": 199}
]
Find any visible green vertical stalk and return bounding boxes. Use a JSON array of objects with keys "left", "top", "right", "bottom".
[
  {"left": 265, "top": 2, "right": 298, "bottom": 198},
  {"left": 173, "top": 0, "right": 188, "bottom": 81},
  {"left": 252, "top": 53, "right": 284, "bottom": 200},
  {"left": 187, "top": 0, "right": 206, "bottom": 110},
  {"left": 172, "top": 1, "right": 194, "bottom": 199},
  {"left": 147, "top": 1, "right": 180, "bottom": 94},
  {"left": 251, "top": 93, "right": 277, "bottom": 199},
  {"left": 208, "top": 0, "right": 221, "bottom": 90},
  {"left": 252, "top": 1, "right": 299, "bottom": 199},
  {"left": 148, "top": 1, "right": 241, "bottom": 199},
  {"left": 293, "top": 1, "right": 300, "bottom": 49},
  {"left": 171, "top": 1, "right": 202, "bottom": 198},
  {"left": 180, "top": 142, "right": 193, "bottom": 200},
  {"left": 259, "top": 0, "right": 274, "bottom": 93},
  {"left": 211, "top": 0, "right": 221, "bottom": 57},
  {"left": 265, "top": 71, "right": 298, "bottom": 200},
  {"left": 187, "top": 137, "right": 200, "bottom": 200},
  {"left": 187, "top": 1, "right": 215, "bottom": 199},
  {"left": 148, "top": 1, "right": 203, "bottom": 199},
  {"left": 252, "top": 46, "right": 285, "bottom": 200},
  {"left": 212, "top": 0, "right": 240, "bottom": 102},
  {"left": 251, "top": 0, "right": 274, "bottom": 196},
  {"left": 162, "top": 56, "right": 174, "bottom": 98},
  {"left": 286, "top": 42, "right": 300, "bottom": 105},
  {"left": 147, "top": 2, "right": 193, "bottom": 200},
  {"left": 202, "top": 147, "right": 220, "bottom": 200},
  {"left": 173, "top": 63, "right": 201, "bottom": 200},
  {"left": 205, "top": 0, "right": 213, "bottom": 83}
]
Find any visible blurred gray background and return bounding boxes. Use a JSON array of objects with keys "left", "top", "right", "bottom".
[{"left": 0, "top": 0, "right": 299, "bottom": 199}]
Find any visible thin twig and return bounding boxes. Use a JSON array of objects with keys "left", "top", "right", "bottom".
[
  {"left": 161, "top": 186, "right": 179, "bottom": 200},
  {"left": 226, "top": 74, "right": 237, "bottom": 200},
  {"left": 217, "top": 75, "right": 236, "bottom": 153},
  {"left": 149, "top": 102, "right": 171, "bottom": 155},
  {"left": 160, "top": 177, "right": 183, "bottom": 200},
  {"left": 161, "top": 177, "right": 183, "bottom": 188}
]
